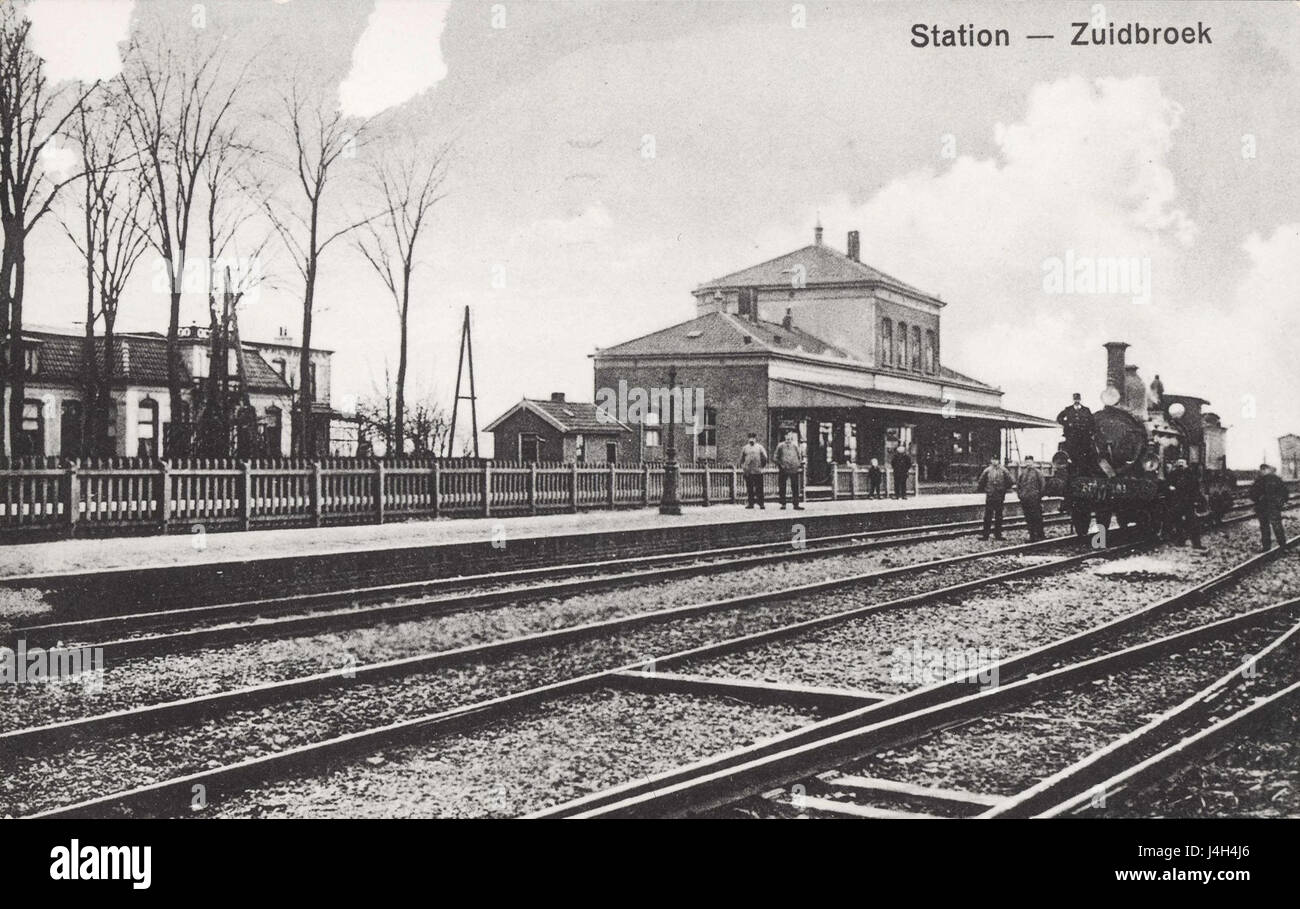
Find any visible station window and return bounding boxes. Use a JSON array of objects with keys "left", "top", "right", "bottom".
[
  {"left": 897, "top": 322, "right": 908, "bottom": 369},
  {"left": 137, "top": 398, "right": 159, "bottom": 457},
  {"left": 911, "top": 326, "right": 922, "bottom": 371},
  {"left": 644, "top": 408, "right": 661, "bottom": 449},
  {"left": 925, "top": 330, "right": 937, "bottom": 374},
  {"left": 696, "top": 407, "right": 717, "bottom": 448},
  {"left": 880, "top": 319, "right": 893, "bottom": 366}
]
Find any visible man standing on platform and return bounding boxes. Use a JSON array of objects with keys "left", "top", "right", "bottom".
[
  {"left": 867, "top": 458, "right": 883, "bottom": 498},
  {"left": 890, "top": 447, "right": 912, "bottom": 499},
  {"left": 738, "top": 433, "right": 768, "bottom": 509},
  {"left": 774, "top": 431, "right": 804, "bottom": 511},
  {"left": 1015, "top": 455, "right": 1046, "bottom": 541},
  {"left": 977, "top": 456, "right": 1014, "bottom": 540},
  {"left": 1248, "top": 463, "right": 1289, "bottom": 551}
]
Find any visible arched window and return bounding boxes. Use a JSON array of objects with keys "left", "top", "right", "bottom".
[
  {"left": 880, "top": 319, "right": 893, "bottom": 366},
  {"left": 137, "top": 397, "right": 159, "bottom": 458},
  {"left": 925, "top": 330, "right": 938, "bottom": 374},
  {"left": 897, "top": 322, "right": 908, "bottom": 370},
  {"left": 911, "top": 325, "right": 922, "bottom": 371}
]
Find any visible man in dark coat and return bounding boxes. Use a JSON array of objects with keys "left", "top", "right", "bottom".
[
  {"left": 890, "top": 447, "right": 912, "bottom": 499},
  {"left": 1165, "top": 459, "right": 1206, "bottom": 549},
  {"left": 1057, "top": 393, "right": 1096, "bottom": 469},
  {"left": 867, "top": 458, "right": 883, "bottom": 498},
  {"left": 976, "top": 456, "right": 1014, "bottom": 540},
  {"left": 1015, "top": 455, "right": 1046, "bottom": 541},
  {"left": 1248, "top": 463, "right": 1289, "bottom": 550}
]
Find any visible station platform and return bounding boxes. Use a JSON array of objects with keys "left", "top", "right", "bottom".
[{"left": 0, "top": 493, "right": 1039, "bottom": 619}]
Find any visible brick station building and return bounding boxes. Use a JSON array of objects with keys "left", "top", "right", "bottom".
[{"left": 592, "top": 226, "right": 1055, "bottom": 488}]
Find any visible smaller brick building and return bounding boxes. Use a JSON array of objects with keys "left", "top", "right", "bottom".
[{"left": 485, "top": 393, "right": 634, "bottom": 463}]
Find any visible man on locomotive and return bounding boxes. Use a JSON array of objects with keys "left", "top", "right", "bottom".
[{"left": 1056, "top": 393, "right": 1097, "bottom": 470}]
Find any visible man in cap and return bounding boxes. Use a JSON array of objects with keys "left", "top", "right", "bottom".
[
  {"left": 976, "top": 456, "right": 1015, "bottom": 540},
  {"left": 1248, "top": 463, "right": 1289, "bottom": 551},
  {"left": 1165, "top": 458, "right": 1206, "bottom": 550},
  {"left": 1056, "top": 392, "right": 1096, "bottom": 470},
  {"left": 1015, "top": 455, "right": 1046, "bottom": 541}
]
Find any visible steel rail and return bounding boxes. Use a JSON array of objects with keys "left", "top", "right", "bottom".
[
  {"left": 24, "top": 513, "right": 1277, "bottom": 818},
  {"left": 11, "top": 512, "right": 1068, "bottom": 652},
  {"left": 2, "top": 530, "right": 1108, "bottom": 756},
  {"left": 529, "top": 527, "right": 1299, "bottom": 817}
]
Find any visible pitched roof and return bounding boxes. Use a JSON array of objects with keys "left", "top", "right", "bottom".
[
  {"left": 594, "top": 311, "right": 853, "bottom": 360},
  {"left": 485, "top": 398, "right": 633, "bottom": 434},
  {"left": 939, "top": 364, "right": 999, "bottom": 392},
  {"left": 23, "top": 331, "right": 189, "bottom": 387},
  {"left": 20, "top": 329, "right": 293, "bottom": 394},
  {"left": 695, "top": 243, "right": 934, "bottom": 301}
]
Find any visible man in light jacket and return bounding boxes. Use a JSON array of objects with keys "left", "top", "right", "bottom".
[
  {"left": 1015, "top": 455, "right": 1046, "bottom": 541},
  {"left": 774, "top": 431, "right": 804, "bottom": 510},
  {"left": 976, "top": 456, "right": 1015, "bottom": 540},
  {"left": 738, "top": 433, "right": 769, "bottom": 509}
]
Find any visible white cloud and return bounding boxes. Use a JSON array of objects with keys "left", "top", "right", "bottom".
[
  {"left": 338, "top": 0, "right": 450, "bottom": 118},
  {"left": 26, "top": 0, "right": 134, "bottom": 84}
]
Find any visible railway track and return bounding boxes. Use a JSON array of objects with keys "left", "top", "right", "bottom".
[
  {"left": 528, "top": 528, "right": 1299, "bottom": 818},
  {"left": 17, "top": 506, "right": 1282, "bottom": 818},
  {"left": 10, "top": 510, "right": 1068, "bottom": 656}
]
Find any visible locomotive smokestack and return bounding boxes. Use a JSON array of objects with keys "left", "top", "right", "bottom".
[{"left": 1104, "top": 341, "right": 1129, "bottom": 406}]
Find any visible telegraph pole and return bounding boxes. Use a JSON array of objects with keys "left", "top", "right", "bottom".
[{"left": 446, "top": 305, "right": 480, "bottom": 459}]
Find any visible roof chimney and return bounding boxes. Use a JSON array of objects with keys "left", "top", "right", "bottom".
[
  {"left": 847, "top": 230, "right": 860, "bottom": 262},
  {"left": 814, "top": 218, "right": 823, "bottom": 246},
  {"left": 550, "top": 392, "right": 566, "bottom": 403},
  {"left": 782, "top": 308, "right": 793, "bottom": 330},
  {"left": 1104, "top": 341, "right": 1128, "bottom": 406}
]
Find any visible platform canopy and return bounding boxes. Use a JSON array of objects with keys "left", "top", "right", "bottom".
[{"left": 769, "top": 378, "right": 1057, "bottom": 429}]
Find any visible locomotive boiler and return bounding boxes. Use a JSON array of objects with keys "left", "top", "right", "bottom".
[{"left": 1047, "top": 342, "right": 1234, "bottom": 537}]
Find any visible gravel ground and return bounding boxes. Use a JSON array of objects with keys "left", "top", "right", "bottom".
[
  {"left": 674, "top": 516, "right": 1297, "bottom": 694},
  {"left": 0, "top": 531, "right": 1060, "bottom": 734},
  {"left": 1104, "top": 700, "right": 1300, "bottom": 818},
  {"left": 199, "top": 688, "right": 820, "bottom": 819},
  {"left": 0, "top": 548, "right": 1055, "bottom": 815},
  {"left": 844, "top": 617, "right": 1298, "bottom": 802}
]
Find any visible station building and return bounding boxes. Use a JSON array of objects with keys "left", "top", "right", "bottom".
[
  {"left": 592, "top": 226, "right": 1055, "bottom": 487},
  {"left": 1, "top": 324, "right": 337, "bottom": 458}
]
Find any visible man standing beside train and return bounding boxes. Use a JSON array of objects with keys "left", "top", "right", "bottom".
[
  {"left": 977, "top": 456, "right": 1015, "bottom": 540},
  {"left": 1166, "top": 459, "right": 1206, "bottom": 550},
  {"left": 1249, "top": 463, "right": 1289, "bottom": 551},
  {"left": 1015, "top": 455, "right": 1046, "bottom": 541},
  {"left": 1057, "top": 393, "right": 1097, "bottom": 470}
]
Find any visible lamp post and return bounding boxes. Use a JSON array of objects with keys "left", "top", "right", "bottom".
[{"left": 659, "top": 365, "right": 682, "bottom": 515}]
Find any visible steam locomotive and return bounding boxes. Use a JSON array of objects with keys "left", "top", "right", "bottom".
[{"left": 1046, "top": 342, "right": 1234, "bottom": 538}]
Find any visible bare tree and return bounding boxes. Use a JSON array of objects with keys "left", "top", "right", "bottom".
[
  {"left": 118, "top": 33, "right": 246, "bottom": 454},
  {"left": 60, "top": 94, "right": 150, "bottom": 457},
  {"left": 0, "top": 7, "right": 96, "bottom": 455},
  {"left": 263, "top": 79, "right": 373, "bottom": 456},
  {"left": 356, "top": 369, "right": 449, "bottom": 457},
  {"left": 353, "top": 140, "right": 449, "bottom": 455}
]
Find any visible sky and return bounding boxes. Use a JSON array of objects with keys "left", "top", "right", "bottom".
[{"left": 17, "top": 0, "right": 1300, "bottom": 466}]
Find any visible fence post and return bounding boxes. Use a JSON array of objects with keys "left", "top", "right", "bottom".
[
  {"left": 240, "top": 460, "right": 252, "bottom": 531},
  {"left": 831, "top": 465, "right": 840, "bottom": 500},
  {"left": 529, "top": 462, "right": 538, "bottom": 515},
  {"left": 642, "top": 464, "right": 651, "bottom": 507},
  {"left": 159, "top": 459, "right": 171, "bottom": 533},
  {"left": 850, "top": 463, "right": 859, "bottom": 499},
  {"left": 607, "top": 463, "right": 616, "bottom": 510},
  {"left": 912, "top": 464, "right": 919, "bottom": 497},
  {"left": 66, "top": 459, "right": 80, "bottom": 538},
  {"left": 431, "top": 461, "right": 441, "bottom": 518},
  {"left": 375, "top": 460, "right": 386, "bottom": 524},
  {"left": 311, "top": 461, "right": 323, "bottom": 527},
  {"left": 732, "top": 467, "right": 739, "bottom": 504},
  {"left": 570, "top": 462, "right": 579, "bottom": 513},
  {"left": 702, "top": 467, "right": 711, "bottom": 507},
  {"left": 482, "top": 461, "right": 492, "bottom": 517}
]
